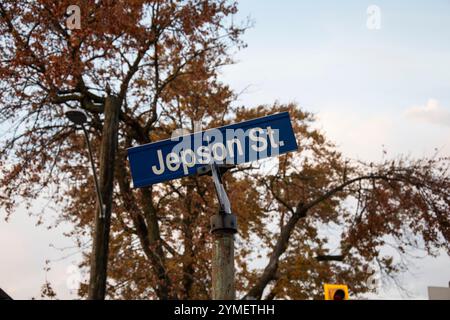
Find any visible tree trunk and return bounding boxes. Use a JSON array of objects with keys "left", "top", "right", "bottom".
[
  {"left": 243, "top": 205, "right": 306, "bottom": 300},
  {"left": 88, "top": 95, "right": 120, "bottom": 300}
]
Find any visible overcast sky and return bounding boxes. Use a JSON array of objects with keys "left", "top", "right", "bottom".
[{"left": 1, "top": 0, "right": 450, "bottom": 299}]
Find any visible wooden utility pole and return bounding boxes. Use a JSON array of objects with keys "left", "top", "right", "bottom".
[
  {"left": 209, "top": 163, "right": 237, "bottom": 300},
  {"left": 211, "top": 228, "right": 236, "bottom": 299},
  {"left": 88, "top": 94, "right": 120, "bottom": 300}
]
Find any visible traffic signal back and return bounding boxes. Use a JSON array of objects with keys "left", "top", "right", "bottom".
[{"left": 324, "top": 284, "right": 349, "bottom": 300}]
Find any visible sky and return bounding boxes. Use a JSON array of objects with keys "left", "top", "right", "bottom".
[
  {"left": 1, "top": 0, "right": 450, "bottom": 300},
  {"left": 220, "top": 0, "right": 450, "bottom": 298},
  {"left": 222, "top": 0, "right": 450, "bottom": 161}
]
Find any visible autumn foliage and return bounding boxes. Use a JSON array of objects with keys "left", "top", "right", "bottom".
[{"left": 0, "top": 0, "right": 449, "bottom": 299}]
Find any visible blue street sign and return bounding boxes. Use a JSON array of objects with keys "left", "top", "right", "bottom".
[{"left": 127, "top": 112, "right": 298, "bottom": 188}]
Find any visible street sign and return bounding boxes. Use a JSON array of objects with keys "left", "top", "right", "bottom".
[
  {"left": 324, "top": 284, "right": 349, "bottom": 300},
  {"left": 127, "top": 112, "right": 298, "bottom": 188},
  {"left": 428, "top": 286, "right": 450, "bottom": 300}
]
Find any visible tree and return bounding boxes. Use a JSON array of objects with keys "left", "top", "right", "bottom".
[{"left": 1, "top": 1, "right": 449, "bottom": 300}]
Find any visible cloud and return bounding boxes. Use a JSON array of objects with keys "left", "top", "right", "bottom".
[
  {"left": 405, "top": 99, "right": 450, "bottom": 127},
  {"left": 316, "top": 110, "right": 395, "bottom": 161}
]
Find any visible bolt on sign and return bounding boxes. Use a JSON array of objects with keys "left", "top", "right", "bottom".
[
  {"left": 324, "top": 284, "right": 349, "bottom": 300},
  {"left": 127, "top": 112, "right": 298, "bottom": 188}
]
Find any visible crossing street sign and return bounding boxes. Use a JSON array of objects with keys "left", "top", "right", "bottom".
[{"left": 127, "top": 112, "right": 298, "bottom": 188}]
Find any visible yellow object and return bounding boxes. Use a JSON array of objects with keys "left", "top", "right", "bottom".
[{"left": 324, "top": 284, "right": 349, "bottom": 300}]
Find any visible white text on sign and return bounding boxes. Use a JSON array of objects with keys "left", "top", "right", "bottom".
[{"left": 152, "top": 126, "right": 283, "bottom": 175}]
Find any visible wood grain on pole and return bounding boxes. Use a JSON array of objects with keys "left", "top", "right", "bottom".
[
  {"left": 88, "top": 95, "right": 120, "bottom": 300},
  {"left": 212, "top": 231, "right": 235, "bottom": 300}
]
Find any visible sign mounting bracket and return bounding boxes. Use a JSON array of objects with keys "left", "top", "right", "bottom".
[{"left": 208, "top": 162, "right": 237, "bottom": 234}]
